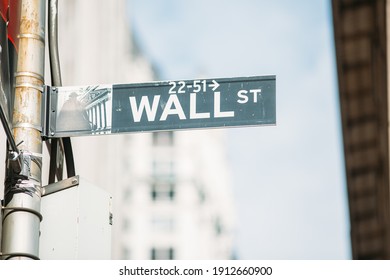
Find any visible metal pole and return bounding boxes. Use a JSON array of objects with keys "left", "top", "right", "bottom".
[
  {"left": 48, "top": 0, "right": 75, "bottom": 183},
  {"left": 1, "top": 0, "right": 45, "bottom": 260},
  {"left": 48, "top": 0, "right": 62, "bottom": 87}
]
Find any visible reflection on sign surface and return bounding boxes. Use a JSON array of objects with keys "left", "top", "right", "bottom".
[{"left": 55, "top": 85, "right": 112, "bottom": 135}]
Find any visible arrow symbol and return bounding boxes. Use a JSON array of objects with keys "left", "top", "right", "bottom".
[{"left": 208, "top": 80, "right": 220, "bottom": 91}]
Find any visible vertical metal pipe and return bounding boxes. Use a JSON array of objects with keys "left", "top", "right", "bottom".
[
  {"left": 1, "top": 0, "right": 45, "bottom": 260},
  {"left": 48, "top": 0, "right": 75, "bottom": 180},
  {"left": 48, "top": 0, "right": 61, "bottom": 86},
  {"left": 48, "top": 0, "right": 61, "bottom": 184}
]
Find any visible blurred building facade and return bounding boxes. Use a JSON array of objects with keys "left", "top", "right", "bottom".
[
  {"left": 333, "top": 0, "right": 390, "bottom": 259},
  {"left": 44, "top": 0, "right": 235, "bottom": 259}
]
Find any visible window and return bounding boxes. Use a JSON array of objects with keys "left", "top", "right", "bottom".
[
  {"left": 122, "top": 247, "right": 131, "bottom": 259},
  {"left": 151, "top": 182, "right": 175, "bottom": 201},
  {"left": 215, "top": 217, "right": 223, "bottom": 236},
  {"left": 152, "top": 160, "right": 174, "bottom": 177},
  {"left": 122, "top": 218, "right": 131, "bottom": 231},
  {"left": 198, "top": 188, "right": 206, "bottom": 204},
  {"left": 150, "top": 247, "right": 175, "bottom": 260},
  {"left": 151, "top": 160, "right": 175, "bottom": 201},
  {"left": 122, "top": 188, "right": 132, "bottom": 202},
  {"left": 152, "top": 131, "right": 174, "bottom": 146},
  {"left": 151, "top": 216, "right": 175, "bottom": 232}
]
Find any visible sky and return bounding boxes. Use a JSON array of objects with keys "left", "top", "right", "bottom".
[{"left": 128, "top": 0, "right": 351, "bottom": 259}]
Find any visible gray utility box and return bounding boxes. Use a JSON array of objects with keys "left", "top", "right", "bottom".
[{"left": 39, "top": 177, "right": 112, "bottom": 259}]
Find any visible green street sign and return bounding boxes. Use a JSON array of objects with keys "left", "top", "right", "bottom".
[{"left": 45, "top": 75, "right": 276, "bottom": 137}]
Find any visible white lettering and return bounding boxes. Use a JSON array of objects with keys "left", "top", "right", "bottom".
[
  {"left": 190, "top": 93, "right": 211, "bottom": 119},
  {"left": 214, "top": 92, "right": 235, "bottom": 118},
  {"left": 160, "top": 94, "right": 186, "bottom": 121},
  {"left": 250, "top": 89, "right": 262, "bottom": 103},
  {"left": 129, "top": 95, "right": 160, "bottom": 122},
  {"left": 237, "top": 90, "right": 249, "bottom": 104}
]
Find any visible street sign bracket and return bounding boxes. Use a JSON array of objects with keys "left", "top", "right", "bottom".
[
  {"left": 41, "top": 85, "right": 49, "bottom": 138},
  {"left": 41, "top": 175, "right": 79, "bottom": 197},
  {"left": 41, "top": 85, "right": 56, "bottom": 138},
  {"left": 42, "top": 86, "right": 77, "bottom": 182}
]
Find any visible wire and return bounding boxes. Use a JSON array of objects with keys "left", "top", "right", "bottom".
[
  {"left": 48, "top": 0, "right": 76, "bottom": 181},
  {"left": 0, "top": 104, "right": 18, "bottom": 153}
]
